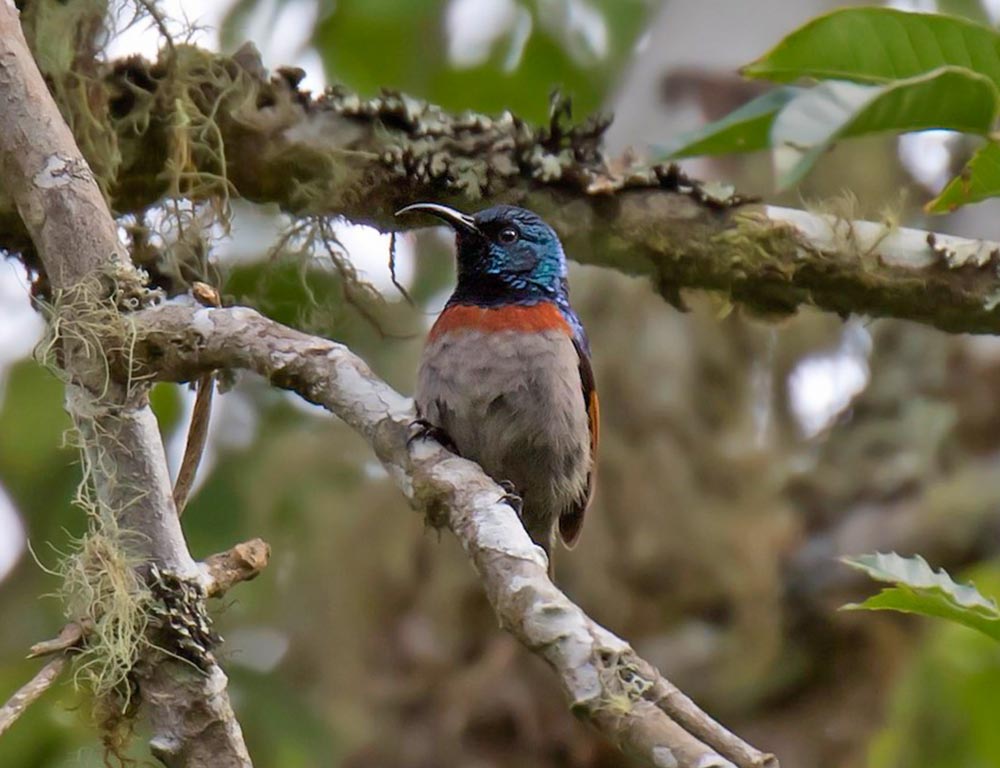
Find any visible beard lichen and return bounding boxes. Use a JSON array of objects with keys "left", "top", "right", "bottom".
[
  {"left": 57, "top": 509, "right": 152, "bottom": 746},
  {"left": 47, "top": 406, "right": 154, "bottom": 759},
  {"left": 33, "top": 266, "right": 161, "bottom": 756}
]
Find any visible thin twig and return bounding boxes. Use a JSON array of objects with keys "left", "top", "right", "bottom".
[
  {"left": 640, "top": 659, "right": 777, "bottom": 767},
  {"left": 388, "top": 231, "right": 414, "bottom": 306},
  {"left": 27, "top": 621, "right": 86, "bottom": 659},
  {"left": 0, "top": 656, "right": 69, "bottom": 738},
  {"left": 133, "top": 0, "right": 176, "bottom": 58},
  {"left": 172, "top": 282, "right": 220, "bottom": 514}
]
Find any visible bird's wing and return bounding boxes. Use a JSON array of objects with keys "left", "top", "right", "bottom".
[{"left": 559, "top": 337, "right": 598, "bottom": 548}]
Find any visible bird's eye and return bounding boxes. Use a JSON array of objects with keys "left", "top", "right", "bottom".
[{"left": 497, "top": 227, "right": 519, "bottom": 244}]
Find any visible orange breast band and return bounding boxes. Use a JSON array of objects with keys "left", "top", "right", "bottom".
[{"left": 428, "top": 302, "right": 571, "bottom": 340}]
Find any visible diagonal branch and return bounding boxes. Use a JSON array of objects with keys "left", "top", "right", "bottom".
[
  {"left": 0, "top": 5, "right": 250, "bottom": 765},
  {"left": 131, "top": 302, "right": 779, "bottom": 768}
]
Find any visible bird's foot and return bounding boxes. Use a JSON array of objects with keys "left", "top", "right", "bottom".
[
  {"left": 407, "top": 418, "right": 459, "bottom": 454},
  {"left": 497, "top": 480, "right": 523, "bottom": 515}
]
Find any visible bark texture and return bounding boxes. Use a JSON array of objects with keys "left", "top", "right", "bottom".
[{"left": 0, "top": 5, "right": 251, "bottom": 765}]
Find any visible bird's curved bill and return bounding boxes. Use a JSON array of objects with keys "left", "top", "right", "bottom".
[{"left": 395, "top": 203, "right": 479, "bottom": 234}]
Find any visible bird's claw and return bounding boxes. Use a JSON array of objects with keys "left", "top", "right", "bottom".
[
  {"left": 497, "top": 480, "right": 523, "bottom": 515},
  {"left": 408, "top": 418, "right": 459, "bottom": 454}
]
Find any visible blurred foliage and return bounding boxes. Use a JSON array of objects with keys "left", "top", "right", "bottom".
[
  {"left": 844, "top": 552, "right": 1000, "bottom": 642},
  {"left": 222, "top": 0, "right": 652, "bottom": 122}
]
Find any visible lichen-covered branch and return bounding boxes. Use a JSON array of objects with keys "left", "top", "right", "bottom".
[
  {"left": 4, "top": 43, "right": 1000, "bottom": 334},
  {"left": 130, "top": 302, "right": 778, "bottom": 768},
  {"left": 0, "top": 5, "right": 250, "bottom": 765}
]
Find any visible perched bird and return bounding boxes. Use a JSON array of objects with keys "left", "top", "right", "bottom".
[{"left": 397, "top": 202, "right": 598, "bottom": 576}]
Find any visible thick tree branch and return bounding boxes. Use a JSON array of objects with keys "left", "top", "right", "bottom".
[
  {"left": 0, "top": 6, "right": 250, "bottom": 765},
  {"left": 3, "top": 45, "right": 1000, "bottom": 334},
  {"left": 130, "top": 302, "right": 778, "bottom": 768}
]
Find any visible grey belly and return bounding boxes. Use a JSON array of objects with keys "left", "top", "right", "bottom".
[{"left": 416, "top": 329, "right": 591, "bottom": 547}]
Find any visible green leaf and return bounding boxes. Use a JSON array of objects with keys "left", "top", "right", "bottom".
[
  {"left": 842, "top": 552, "right": 1000, "bottom": 642},
  {"left": 743, "top": 7, "right": 1000, "bottom": 87},
  {"left": 926, "top": 138, "right": 1000, "bottom": 212},
  {"left": 659, "top": 86, "right": 801, "bottom": 159},
  {"left": 771, "top": 67, "right": 998, "bottom": 188}
]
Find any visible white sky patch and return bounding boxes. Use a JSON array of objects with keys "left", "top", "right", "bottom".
[
  {"left": 335, "top": 221, "right": 415, "bottom": 296},
  {"left": 238, "top": 0, "right": 281, "bottom": 53},
  {"left": 0, "top": 264, "right": 36, "bottom": 586},
  {"left": 0, "top": 261, "right": 45, "bottom": 399},
  {"left": 446, "top": 0, "right": 518, "bottom": 68},
  {"left": 0, "top": 483, "right": 26, "bottom": 584},
  {"left": 898, "top": 130, "right": 957, "bottom": 193},
  {"left": 412, "top": 228, "right": 456, "bottom": 330},
  {"left": 105, "top": 0, "right": 326, "bottom": 92},
  {"left": 788, "top": 321, "right": 872, "bottom": 439},
  {"left": 294, "top": 47, "right": 327, "bottom": 95},
  {"left": 503, "top": 7, "right": 534, "bottom": 72},
  {"left": 886, "top": 0, "right": 936, "bottom": 11},
  {"left": 106, "top": 0, "right": 231, "bottom": 59},
  {"left": 238, "top": 0, "right": 326, "bottom": 92},
  {"left": 538, "top": 0, "right": 608, "bottom": 64},
  {"left": 985, "top": 0, "right": 1000, "bottom": 24},
  {"left": 564, "top": 0, "right": 608, "bottom": 59},
  {"left": 166, "top": 204, "right": 418, "bottom": 299},
  {"left": 213, "top": 201, "right": 290, "bottom": 264}
]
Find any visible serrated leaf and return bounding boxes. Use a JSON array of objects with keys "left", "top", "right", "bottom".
[
  {"left": 743, "top": 7, "right": 1000, "bottom": 88},
  {"left": 842, "top": 552, "right": 1000, "bottom": 642},
  {"left": 659, "top": 86, "right": 801, "bottom": 159},
  {"left": 770, "top": 67, "right": 998, "bottom": 189},
  {"left": 926, "top": 139, "right": 1000, "bottom": 212}
]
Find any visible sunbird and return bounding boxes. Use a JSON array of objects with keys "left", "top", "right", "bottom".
[{"left": 398, "top": 203, "right": 599, "bottom": 576}]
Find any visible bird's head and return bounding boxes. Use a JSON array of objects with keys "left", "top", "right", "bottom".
[{"left": 397, "top": 203, "right": 567, "bottom": 303}]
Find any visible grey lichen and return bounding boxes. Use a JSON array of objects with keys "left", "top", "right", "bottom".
[{"left": 926, "top": 231, "right": 1000, "bottom": 271}]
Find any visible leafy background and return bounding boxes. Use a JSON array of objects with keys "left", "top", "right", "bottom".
[{"left": 5, "top": 1, "right": 1000, "bottom": 767}]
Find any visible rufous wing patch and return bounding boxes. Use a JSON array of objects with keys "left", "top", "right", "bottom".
[{"left": 559, "top": 338, "right": 598, "bottom": 548}]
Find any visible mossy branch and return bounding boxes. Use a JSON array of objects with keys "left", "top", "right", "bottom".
[{"left": 4, "top": 42, "right": 1000, "bottom": 333}]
